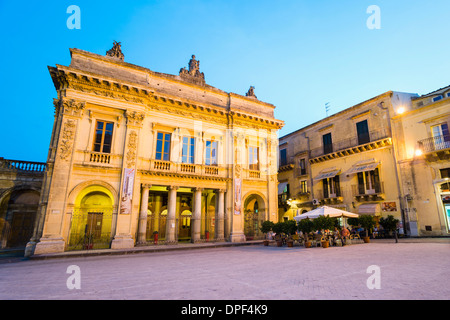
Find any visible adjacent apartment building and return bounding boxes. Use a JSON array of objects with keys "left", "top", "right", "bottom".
[
  {"left": 278, "top": 88, "right": 450, "bottom": 237},
  {"left": 24, "top": 42, "right": 283, "bottom": 256}
]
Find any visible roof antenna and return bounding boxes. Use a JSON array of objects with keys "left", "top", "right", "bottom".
[{"left": 325, "top": 102, "right": 331, "bottom": 117}]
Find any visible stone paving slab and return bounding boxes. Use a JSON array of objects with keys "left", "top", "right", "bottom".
[{"left": 0, "top": 238, "right": 449, "bottom": 300}]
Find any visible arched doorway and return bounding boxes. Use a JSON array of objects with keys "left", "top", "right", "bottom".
[
  {"left": 0, "top": 189, "right": 40, "bottom": 249},
  {"left": 68, "top": 186, "right": 114, "bottom": 250},
  {"left": 243, "top": 194, "right": 266, "bottom": 240}
]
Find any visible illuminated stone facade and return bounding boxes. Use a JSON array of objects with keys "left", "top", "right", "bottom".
[
  {"left": 29, "top": 43, "right": 283, "bottom": 255},
  {"left": 278, "top": 88, "right": 450, "bottom": 237}
]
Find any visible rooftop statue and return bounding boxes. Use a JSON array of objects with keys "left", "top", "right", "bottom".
[
  {"left": 106, "top": 41, "right": 124, "bottom": 61},
  {"left": 179, "top": 54, "right": 205, "bottom": 86},
  {"left": 246, "top": 86, "right": 257, "bottom": 99}
]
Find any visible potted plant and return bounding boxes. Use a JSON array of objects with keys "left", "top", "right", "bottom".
[
  {"left": 260, "top": 220, "right": 275, "bottom": 246},
  {"left": 272, "top": 222, "right": 285, "bottom": 247},
  {"left": 283, "top": 220, "right": 298, "bottom": 247},
  {"left": 297, "top": 218, "right": 314, "bottom": 248},
  {"left": 359, "top": 214, "right": 375, "bottom": 243},
  {"left": 379, "top": 215, "right": 400, "bottom": 243},
  {"left": 313, "top": 215, "right": 335, "bottom": 248}
]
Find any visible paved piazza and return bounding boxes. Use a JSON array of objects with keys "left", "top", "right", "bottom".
[{"left": 0, "top": 240, "right": 449, "bottom": 300}]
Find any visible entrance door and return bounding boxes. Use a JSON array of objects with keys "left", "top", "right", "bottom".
[
  {"left": 8, "top": 211, "right": 35, "bottom": 248},
  {"left": 87, "top": 212, "right": 103, "bottom": 240}
]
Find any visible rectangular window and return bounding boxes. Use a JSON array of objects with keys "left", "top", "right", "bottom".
[
  {"left": 431, "top": 123, "right": 450, "bottom": 150},
  {"left": 248, "top": 146, "right": 259, "bottom": 170},
  {"left": 356, "top": 120, "right": 370, "bottom": 145},
  {"left": 156, "top": 132, "right": 171, "bottom": 161},
  {"left": 323, "top": 133, "right": 333, "bottom": 154},
  {"left": 322, "top": 175, "right": 340, "bottom": 198},
  {"left": 357, "top": 168, "right": 381, "bottom": 194},
  {"left": 299, "top": 158, "right": 306, "bottom": 175},
  {"left": 440, "top": 168, "right": 450, "bottom": 179},
  {"left": 181, "top": 136, "right": 195, "bottom": 164},
  {"left": 280, "top": 148, "right": 287, "bottom": 166},
  {"left": 205, "top": 140, "right": 218, "bottom": 166},
  {"left": 300, "top": 180, "right": 307, "bottom": 194},
  {"left": 432, "top": 95, "right": 443, "bottom": 102},
  {"left": 93, "top": 121, "right": 114, "bottom": 153}
]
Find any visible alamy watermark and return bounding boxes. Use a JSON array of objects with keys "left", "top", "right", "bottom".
[
  {"left": 67, "top": 5, "right": 81, "bottom": 30},
  {"left": 366, "top": 265, "right": 381, "bottom": 290},
  {"left": 366, "top": 5, "right": 381, "bottom": 30},
  {"left": 66, "top": 265, "right": 81, "bottom": 290}
]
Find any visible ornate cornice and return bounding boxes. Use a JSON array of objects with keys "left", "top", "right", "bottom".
[{"left": 49, "top": 67, "right": 283, "bottom": 129}]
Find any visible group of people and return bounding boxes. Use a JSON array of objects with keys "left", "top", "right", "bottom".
[{"left": 297, "top": 226, "right": 353, "bottom": 246}]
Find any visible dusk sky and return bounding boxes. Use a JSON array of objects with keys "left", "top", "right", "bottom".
[{"left": 1, "top": 0, "right": 450, "bottom": 162}]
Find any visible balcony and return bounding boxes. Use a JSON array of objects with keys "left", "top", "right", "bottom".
[
  {"left": 310, "top": 129, "right": 391, "bottom": 163},
  {"left": 315, "top": 189, "right": 343, "bottom": 205},
  {"left": 418, "top": 135, "right": 450, "bottom": 161},
  {"left": 81, "top": 151, "right": 122, "bottom": 168},
  {"left": 352, "top": 182, "right": 385, "bottom": 201},
  {"left": 142, "top": 159, "right": 228, "bottom": 179},
  {"left": 0, "top": 158, "right": 46, "bottom": 173}
]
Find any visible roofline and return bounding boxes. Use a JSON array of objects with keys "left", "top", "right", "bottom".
[{"left": 279, "top": 91, "right": 395, "bottom": 140}]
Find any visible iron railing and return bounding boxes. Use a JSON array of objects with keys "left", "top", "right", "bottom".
[
  {"left": 418, "top": 135, "right": 450, "bottom": 153},
  {"left": 310, "top": 128, "right": 389, "bottom": 158}
]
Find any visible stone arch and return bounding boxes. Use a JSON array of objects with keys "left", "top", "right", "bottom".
[
  {"left": 0, "top": 186, "right": 41, "bottom": 249},
  {"left": 242, "top": 192, "right": 267, "bottom": 239},
  {"left": 67, "top": 180, "right": 118, "bottom": 207},
  {"left": 67, "top": 184, "right": 116, "bottom": 251}
]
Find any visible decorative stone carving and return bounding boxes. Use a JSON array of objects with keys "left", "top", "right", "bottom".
[
  {"left": 246, "top": 86, "right": 257, "bottom": 99},
  {"left": 126, "top": 131, "right": 138, "bottom": 168},
  {"left": 179, "top": 55, "right": 205, "bottom": 86},
  {"left": 59, "top": 119, "right": 76, "bottom": 160},
  {"left": 106, "top": 41, "right": 124, "bottom": 61},
  {"left": 125, "top": 111, "right": 145, "bottom": 127},
  {"left": 62, "top": 99, "right": 85, "bottom": 117}
]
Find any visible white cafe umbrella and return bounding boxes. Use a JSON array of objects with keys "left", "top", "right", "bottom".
[{"left": 293, "top": 206, "right": 359, "bottom": 221}]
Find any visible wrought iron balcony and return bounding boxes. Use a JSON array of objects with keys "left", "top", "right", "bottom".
[
  {"left": 310, "top": 129, "right": 390, "bottom": 163},
  {"left": 418, "top": 135, "right": 450, "bottom": 153}
]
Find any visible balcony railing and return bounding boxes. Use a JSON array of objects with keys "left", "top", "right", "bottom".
[
  {"left": 310, "top": 129, "right": 389, "bottom": 159},
  {"left": 0, "top": 158, "right": 46, "bottom": 172},
  {"left": 146, "top": 159, "right": 227, "bottom": 178},
  {"left": 352, "top": 181, "right": 385, "bottom": 200},
  {"left": 418, "top": 135, "right": 450, "bottom": 153}
]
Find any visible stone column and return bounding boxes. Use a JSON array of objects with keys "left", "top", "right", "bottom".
[
  {"left": 191, "top": 188, "right": 203, "bottom": 243},
  {"left": 137, "top": 184, "right": 150, "bottom": 245},
  {"left": 215, "top": 189, "right": 225, "bottom": 241},
  {"left": 165, "top": 186, "right": 178, "bottom": 243}
]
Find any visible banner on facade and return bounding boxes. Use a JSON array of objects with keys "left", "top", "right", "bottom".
[
  {"left": 120, "top": 168, "right": 135, "bottom": 214},
  {"left": 234, "top": 178, "right": 241, "bottom": 215}
]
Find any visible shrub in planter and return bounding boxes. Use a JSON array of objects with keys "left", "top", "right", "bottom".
[
  {"left": 272, "top": 222, "right": 285, "bottom": 246},
  {"left": 297, "top": 218, "right": 314, "bottom": 248},
  {"left": 260, "top": 221, "right": 275, "bottom": 245},
  {"left": 379, "top": 215, "right": 400, "bottom": 243},
  {"left": 359, "top": 214, "right": 376, "bottom": 243}
]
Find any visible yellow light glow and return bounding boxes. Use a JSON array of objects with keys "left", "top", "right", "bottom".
[
  {"left": 415, "top": 149, "right": 423, "bottom": 156},
  {"left": 397, "top": 107, "right": 406, "bottom": 114}
]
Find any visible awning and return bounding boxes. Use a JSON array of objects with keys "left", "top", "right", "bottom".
[
  {"left": 278, "top": 182, "right": 288, "bottom": 195},
  {"left": 358, "top": 203, "right": 381, "bottom": 216},
  {"left": 346, "top": 162, "right": 380, "bottom": 175},
  {"left": 313, "top": 169, "right": 340, "bottom": 181}
]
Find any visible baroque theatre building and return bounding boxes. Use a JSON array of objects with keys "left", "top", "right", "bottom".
[{"left": 30, "top": 42, "right": 283, "bottom": 255}]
